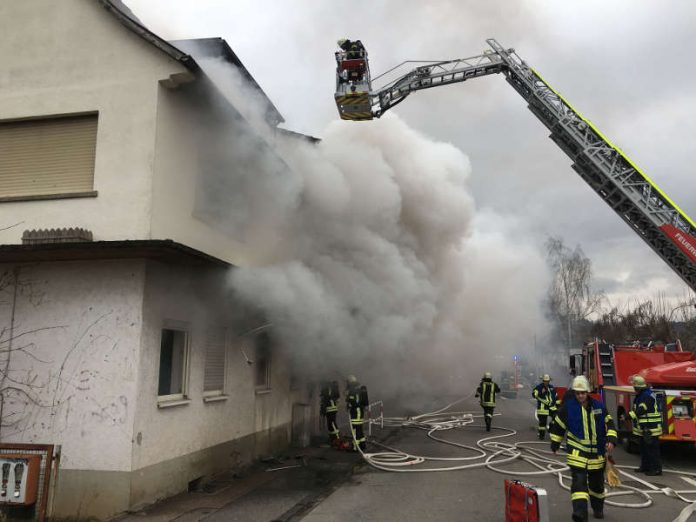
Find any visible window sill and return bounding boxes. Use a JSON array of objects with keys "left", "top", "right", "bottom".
[
  {"left": 0, "top": 191, "right": 98, "bottom": 203},
  {"left": 157, "top": 398, "right": 191, "bottom": 409},
  {"left": 203, "top": 394, "right": 228, "bottom": 403},
  {"left": 255, "top": 388, "right": 272, "bottom": 395}
]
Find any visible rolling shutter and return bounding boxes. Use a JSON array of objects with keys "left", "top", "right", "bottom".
[
  {"left": 0, "top": 114, "right": 97, "bottom": 197},
  {"left": 204, "top": 327, "right": 226, "bottom": 393}
]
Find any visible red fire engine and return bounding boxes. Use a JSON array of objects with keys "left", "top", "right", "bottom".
[{"left": 567, "top": 339, "right": 696, "bottom": 449}]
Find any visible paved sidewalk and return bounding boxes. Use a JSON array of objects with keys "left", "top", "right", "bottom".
[{"left": 113, "top": 444, "right": 361, "bottom": 522}]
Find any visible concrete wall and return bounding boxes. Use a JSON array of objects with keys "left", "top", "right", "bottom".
[
  {"left": 0, "top": 260, "right": 145, "bottom": 516},
  {"left": 129, "top": 260, "right": 304, "bottom": 510},
  {"left": 0, "top": 0, "right": 187, "bottom": 244},
  {"left": 0, "top": 259, "right": 308, "bottom": 519},
  {"left": 150, "top": 79, "right": 293, "bottom": 268}
]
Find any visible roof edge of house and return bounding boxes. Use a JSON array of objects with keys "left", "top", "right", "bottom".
[{"left": 98, "top": 0, "right": 200, "bottom": 72}]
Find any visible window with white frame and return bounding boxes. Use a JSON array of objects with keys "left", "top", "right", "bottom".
[
  {"left": 203, "top": 327, "right": 227, "bottom": 396},
  {"left": 255, "top": 332, "right": 271, "bottom": 390},
  {"left": 158, "top": 328, "right": 189, "bottom": 401}
]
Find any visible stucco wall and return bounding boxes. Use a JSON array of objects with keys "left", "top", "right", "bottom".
[
  {"left": 150, "top": 79, "right": 293, "bottom": 268},
  {"left": 0, "top": 260, "right": 145, "bottom": 471},
  {"left": 0, "top": 0, "right": 188, "bottom": 244},
  {"left": 131, "top": 260, "right": 297, "bottom": 474}
]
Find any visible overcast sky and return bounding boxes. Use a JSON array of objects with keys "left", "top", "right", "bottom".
[{"left": 127, "top": 0, "right": 696, "bottom": 309}]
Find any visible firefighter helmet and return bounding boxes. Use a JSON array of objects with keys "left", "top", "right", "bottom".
[
  {"left": 631, "top": 374, "right": 647, "bottom": 389},
  {"left": 346, "top": 374, "right": 358, "bottom": 384},
  {"left": 542, "top": 374, "right": 551, "bottom": 382},
  {"left": 571, "top": 375, "right": 590, "bottom": 392},
  {"left": 337, "top": 38, "right": 349, "bottom": 47},
  {"left": 483, "top": 372, "right": 492, "bottom": 379}
]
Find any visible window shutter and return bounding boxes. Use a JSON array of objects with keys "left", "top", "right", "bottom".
[
  {"left": 0, "top": 114, "right": 97, "bottom": 197},
  {"left": 204, "top": 327, "right": 226, "bottom": 393}
]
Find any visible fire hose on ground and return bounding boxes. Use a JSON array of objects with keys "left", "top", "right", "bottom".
[{"left": 346, "top": 395, "right": 696, "bottom": 519}]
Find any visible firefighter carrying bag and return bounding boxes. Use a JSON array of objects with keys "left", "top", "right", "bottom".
[{"left": 504, "top": 479, "right": 550, "bottom": 522}]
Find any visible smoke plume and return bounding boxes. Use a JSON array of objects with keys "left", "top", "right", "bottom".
[{"left": 196, "top": 55, "right": 551, "bottom": 397}]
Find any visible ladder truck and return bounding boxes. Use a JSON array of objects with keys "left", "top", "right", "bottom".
[
  {"left": 334, "top": 39, "right": 696, "bottom": 447},
  {"left": 334, "top": 38, "right": 696, "bottom": 292}
]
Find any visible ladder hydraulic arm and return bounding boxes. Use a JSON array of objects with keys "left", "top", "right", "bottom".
[{"left": 354, "top": 39, "right": 696, "bottom": 291}]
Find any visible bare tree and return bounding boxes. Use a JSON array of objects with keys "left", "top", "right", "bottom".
[
  {"left": 590, "top": 293, "right": 696, "bottom": 348},
  {"left": 546, "top": 237, "right": 604, "bottom": 353}
]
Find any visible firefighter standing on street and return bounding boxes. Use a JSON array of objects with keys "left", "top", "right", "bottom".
[
  {"left": 550, "top": 375, "right": 617, "bottom": 521},
  {"left": 532, "top": 374, "right": 558, "bottom": 440},
  {"left": 346, "top": 375, "right": 369, "bottom": 451},
  {"left": 475, "top": 372, "right": 501, "bottom": 432},
  {"left": 320, "top": 381, "right": 341, "bottom": 447},
  {"left": 629, "top": 374, "right": 663, "bottom": 475}
]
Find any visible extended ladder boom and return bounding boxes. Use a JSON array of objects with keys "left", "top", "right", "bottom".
[{"left": 361, "top": 39, "right": 696, "bottom": 290}]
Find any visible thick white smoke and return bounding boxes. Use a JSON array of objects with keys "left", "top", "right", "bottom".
[
  {"left": 230, "top": 115, "right": 550, "bottom": 393},
  {"left": 192, "top": 53, "right": 552, "bottom": 396}
]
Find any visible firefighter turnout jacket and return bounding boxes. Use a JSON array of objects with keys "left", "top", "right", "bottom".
[
  {"left": 629, "top": 387, "right": 663, "bottom": 437},
  {"left": 550, "top": 394, "right": 618, "bottom": 470},
  {"left": 476, "top": 378, "right": 500, "bottom": 407},
  {"left": 320, "top": 382, "right": 339, "bottom": 415},
  {"left": 532, "top": 382, "right": 559, "bottom": 416}
]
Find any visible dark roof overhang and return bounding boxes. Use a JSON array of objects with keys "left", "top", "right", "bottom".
[{"left": 0, "top": 240, "right": 231, "bottom": 267}]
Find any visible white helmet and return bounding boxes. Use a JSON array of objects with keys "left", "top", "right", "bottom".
[
  {"left": 631, "top": 374, "right": 647, "bottom": 389},
  {"left": 571, "top": 375, "right": 590, "bottom": 392},
  {"left": 346, "top": 374, "right": 358, "bottom": 384},
  {"left": 483, "top": 372, "right": 492, "bottom": 379},
  {"left": 542, "top": 374, "right": 551, "bottom": 382}
]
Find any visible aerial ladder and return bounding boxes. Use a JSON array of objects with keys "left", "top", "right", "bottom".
[{"left": 334, "top": 39, "right": 696, "bottom": 291}]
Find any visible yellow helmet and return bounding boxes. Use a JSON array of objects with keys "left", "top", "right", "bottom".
[
  {"left": 631, "top": 374, "right": 647, "bottom": 388},
  {"left": 571, "top": 375, "right": 590, "bottom": 392},
  {"left": 483, "top": 372, "right": 492, "bottom": 379},
  {"left": 542, "top": 374, "right": 551, "bottom": 382},
  {"left": 337, "top": 38, "right": 349, "bottom": 47}
]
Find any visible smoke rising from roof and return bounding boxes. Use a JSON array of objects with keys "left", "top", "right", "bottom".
[{"left": 194, "top": 50, "right": 552, "bottom": 396}]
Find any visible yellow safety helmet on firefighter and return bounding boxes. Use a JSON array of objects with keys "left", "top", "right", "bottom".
[
  {"left": 483, "top": 371, "right": 492, "bottom": 379},
  {"left": 337, "top": 38, "right": 349, "bottom": 47},
  {"left": 571, "top": 375, "right": 590, "bottom": 392},
  {"left": 631, "top": 374, "right": 647, "bottom": 389},
  {"left": 542, "top": 374, "right": 551, "bottom": 382}
]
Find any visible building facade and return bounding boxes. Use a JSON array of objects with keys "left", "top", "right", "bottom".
[{"left": 0, "top": 1, "right": 311, "bottom": 517}]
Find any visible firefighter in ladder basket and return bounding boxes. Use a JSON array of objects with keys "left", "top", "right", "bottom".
[
  {"left": 550, "top": 375, "right": 617, "bottom": 521},
  {"left": 476, "top": 372, "right": 500, "bottom": 432}
]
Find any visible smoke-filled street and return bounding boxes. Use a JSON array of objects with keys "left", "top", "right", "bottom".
[{"left": 299, "top": 394, "right": 696, "bottom": 522}]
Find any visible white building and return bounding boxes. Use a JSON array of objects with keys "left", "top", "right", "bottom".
[{"left": 0, "top": 1, "right": 313, "bottom": 517}]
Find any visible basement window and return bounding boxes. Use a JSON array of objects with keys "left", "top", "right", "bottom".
[
  {"left": 158, "top": 328, "right": 190, "bottom": 403},
  {"left": 0, "top": 113, "right": 98, "bottom": 201}
]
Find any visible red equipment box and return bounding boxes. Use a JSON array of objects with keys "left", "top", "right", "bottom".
[{"left": 504, "top": 479, "right": 550, "bottom": 522}]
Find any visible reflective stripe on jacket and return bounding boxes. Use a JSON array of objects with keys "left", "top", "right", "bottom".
[
  {"left": 532, "top": 383, "right": 558, "bottom": 415},
  {"left": 629, "top": 388, "right": 662, "bottom": 436},
  {"left": 550, "top": 395, "right": 618, "bottom": 468},
  {"left": 477, "top": 379, "right": 500, "bottom": 407}
]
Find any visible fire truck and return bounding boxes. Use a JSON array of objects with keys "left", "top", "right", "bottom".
[{"left": 568, "top": 339, "right": 696, "bottom": 449}]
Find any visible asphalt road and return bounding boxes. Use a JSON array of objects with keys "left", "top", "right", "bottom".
[{"left": 301, "top": 393, "right": 696, "bottom": 521}]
